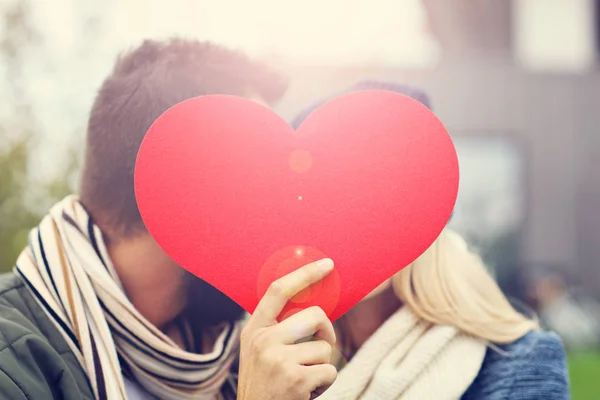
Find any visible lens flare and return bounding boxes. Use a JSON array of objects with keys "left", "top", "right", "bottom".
[{"left": 257, "top": 245, "right": 341, "bottom": 320}]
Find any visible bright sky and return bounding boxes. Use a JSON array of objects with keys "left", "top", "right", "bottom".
[
  {"left": 112, "top": 0, "right": 440, "bottom": 66},
  {"left": 10, "top": 0, "right": 598, "bottom": 182}
]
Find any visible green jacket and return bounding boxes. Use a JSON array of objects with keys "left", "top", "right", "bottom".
[{"left": 0, "top": 272, "right": 94, "bottom": 399}]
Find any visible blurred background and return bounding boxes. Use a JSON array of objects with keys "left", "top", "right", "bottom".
[{"left": 0, "top": 0, "right": 599, "bottom": 397}]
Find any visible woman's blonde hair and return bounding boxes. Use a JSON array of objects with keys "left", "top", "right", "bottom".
[{"left": 392, "top": 228, "right": 539, "bottom": 344}]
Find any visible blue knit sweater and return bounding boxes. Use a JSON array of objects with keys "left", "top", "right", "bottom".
[{"left": 462, "top": 330, "right": 570, "bottom": 399}]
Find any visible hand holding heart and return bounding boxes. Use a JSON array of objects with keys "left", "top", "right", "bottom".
[
  {"left": 238, "top": 258, "right": 338, "bottom": 400},
  {"left": 134, "top": 90, "right": 459, "bottom": 321}
]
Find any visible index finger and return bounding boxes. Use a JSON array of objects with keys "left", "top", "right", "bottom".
[{"left": 249, "top": 258, "right": 334, "bottom": 328}]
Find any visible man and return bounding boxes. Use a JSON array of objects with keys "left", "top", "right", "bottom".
[{"left": 0, "top": 38, "right": 337, "bottom": 400}]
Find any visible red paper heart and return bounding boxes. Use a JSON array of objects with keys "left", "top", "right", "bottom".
[{"left": 134, "top": 91, "right": 458, "bottom": 322}]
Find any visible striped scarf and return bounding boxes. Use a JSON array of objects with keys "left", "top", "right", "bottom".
[{"left": 14, "top": 196, "right": 242, "bottom": 400}]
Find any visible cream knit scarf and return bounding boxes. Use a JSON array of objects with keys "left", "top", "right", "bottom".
[{"left": 320, "top": 307, "right": 488, "bottom": 400}]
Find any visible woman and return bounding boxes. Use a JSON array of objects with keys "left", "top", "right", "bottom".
[{"left": 289, "top": 81, "right": 571, "bottom": 400}]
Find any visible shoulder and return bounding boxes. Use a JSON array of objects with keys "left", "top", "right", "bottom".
[
  {"left": 0, "top": 272, "right": 24, "bottom": 297},
  {"left": 0, "top": 273, "right": 34, "bottom": 342},
  {"left": 0, "top": 273, "right": 93, "bottom": 399},
  {"left": 463, "top": 330, "right": 570, "bottom": 399},
  {"left": 0, "top": 271, "right": 79, "bottom": 354},
  {"left": 0, "top": 272, "right": 45, "bottom": 345},
  {"left": 0, "top": 273, "right": 53, "bottom": 374}
]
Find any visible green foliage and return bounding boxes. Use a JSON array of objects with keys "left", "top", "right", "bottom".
[
  {"left": 0, "top": 138, "right": 37, "bottom": 271},
  {"left": 567, "top": 351, "right": 600, "bottom": 399},
  {"left": 0, "top": 0, "right": 75, "bottom": 272}
]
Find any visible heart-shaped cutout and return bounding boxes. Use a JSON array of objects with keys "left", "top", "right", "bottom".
[{"left": 134, "top": 91, "right": 458, "bottom": 322}]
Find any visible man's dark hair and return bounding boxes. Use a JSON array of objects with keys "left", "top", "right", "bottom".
[{"left": 80, "top": 38, "right": 288, "bottom": 239}]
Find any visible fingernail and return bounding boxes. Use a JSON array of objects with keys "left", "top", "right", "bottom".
[{"left": 316, "top": 258, "right": 334, "bottom": 272}]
